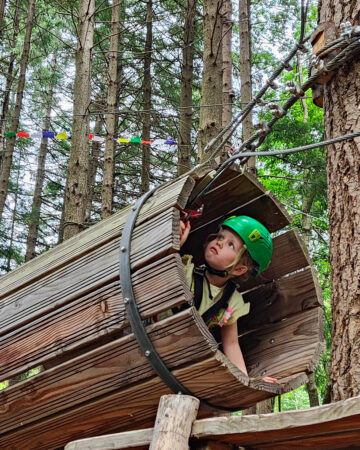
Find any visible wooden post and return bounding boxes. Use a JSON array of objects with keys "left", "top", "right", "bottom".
[{"left": 149, "top": 394, "right": 200, "bottom": 450}]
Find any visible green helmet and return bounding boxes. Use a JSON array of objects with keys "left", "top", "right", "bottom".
[{"left": 221, "top": 215, "right": 273, "bottom": 275}]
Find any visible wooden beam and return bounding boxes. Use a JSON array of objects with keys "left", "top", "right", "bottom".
[{"left": 149, "top": 395, "right": 199, "bottom": 449}]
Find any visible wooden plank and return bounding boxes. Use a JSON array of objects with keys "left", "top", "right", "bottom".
[
  {"left": 0, "top": 353, "right": 280, "bottom": 449},
  {"left": 238, "top": 267, "right": 322, "bottom": 332},
  {"left": 191, "top": 395, "right": 360, "bottom": 449},
  {"left": 240, "top": 307, "right": 325, "bottom": 379},
  {"left": 65, "top": 429, "right": 154, "bottom": 450},
  {"left": 239, "top": 228, "right": 312, "bottom": 291},
  {"left": 0, "top": 308, "right": 216, "bottom": 436},
  {"left": 0, "top": 176, "right": 194, "bottom": 299},
  {"left": 65, "top": 395, "right": 360, "bottom": 450},
  {"left": 0, "top": 207, "right": 179, "bottom": 337},
  {"left": 0, "top": 254, "right": 191, "bottom": 381}
]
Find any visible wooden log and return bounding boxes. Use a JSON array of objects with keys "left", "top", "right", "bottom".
[
  {"left": 0, "top": 353, "right": 280, "bottom": 449},
  {"left": 238, "top": 267, "right": 322, "bottom": 332},
  {"left": 149, "top": 395, "right": 200, "bottom": 450},
  {"left": 240, "top": 307, "right": 325, "bottom": 379},
  {"left": 0, "top": 253, "right": 191, "bottom": 381}
]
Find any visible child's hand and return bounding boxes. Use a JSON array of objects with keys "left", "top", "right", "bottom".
[
  {"left": 180, "top": 220, "right": 191, "bottom": 247},
  {"left": 262, "top": 376, "right": 277, "bottom": 383}
]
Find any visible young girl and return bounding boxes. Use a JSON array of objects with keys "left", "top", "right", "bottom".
[{"left": 180, "top": 215, "right": 276, "bottom": 382}]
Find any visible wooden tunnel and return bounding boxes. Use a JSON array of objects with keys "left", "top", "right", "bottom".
[{"left": 0, "top": 166, "right": 324, "bottom": 449}]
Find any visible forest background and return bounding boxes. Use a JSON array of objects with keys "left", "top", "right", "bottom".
[{"left": 0, "top": 0, "right": 332, "bottom": 412}]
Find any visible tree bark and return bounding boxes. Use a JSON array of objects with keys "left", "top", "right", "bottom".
[
  {"left": 140, "top": 0, "right": 152, "bottom": 193},
  {"left": 318, "top": 0, "right": 360, "bottom": 401},
  {"left": 221, "top": 0, "right": 233, "bottom": 158},
  {"left": 0, "top": 0, "right": 6, "bottom": 36},
  {"left": 62, "top": 0, "right": 94, "bottom": 240},
  {"left": 239, "top": 0, "right": 255, "bottom": 173},
  {"left": 25, "top": 84, "right": 54, "bottom": 262},
  {"left": 0, "top": 0, "right": 35, "bottom": 223},
  {"left": 177, "top": 0, "right": 196, "bottom": 176},
  {"left": 101, "top": 0, "right": 120, "bottom": 219},
  {"left": 198, "top": 0, "right": 223, "bottom": 162}
]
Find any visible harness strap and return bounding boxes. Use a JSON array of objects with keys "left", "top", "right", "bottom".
[{"left": 193, "top": 267, "right": 236, "bottom": 326}]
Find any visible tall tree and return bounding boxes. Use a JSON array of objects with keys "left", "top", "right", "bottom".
[
  {"left": 177, "top": 0, "right": 196, "bottom": 176},
  {"left": 101, "top": 0, "right": 121, "bottom": 219},
  {"left": 221, "top": 0, "right": 233, "bottom": 156},
  {"left": 198, "top": 0, "right": 223, "bottom": 162},
  {"left": 239, "top": 0, "right": 255, "bottom": 172},
  {"left": 0, "top": 0, "right": 35, "bottom": 223},
  {"left": 62, "top": 0, "right": 95, "bottom": 240},
  {"left": 318, "top": 0, "right": 360, "bottom": 401},
  {"left": 140, "top": 0, "right": 153, "bottom": 193}
]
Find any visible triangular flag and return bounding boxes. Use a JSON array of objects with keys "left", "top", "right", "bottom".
[
  {"left": 17, "top": 131, "right": 30, "bottom": 137},
  {"left": 117, "top": 138, "right": 131, "bottom": 143},
  {"left": 43, "top": 131, "right": 55, "bottom": 138},
  {"left": 56, "top": 131, "right": 68, "bottom": 140},
  {"left": 165, "top": 139, "right": 176, "bottom": 145},
  {"left": 130, "top": 136, "right": 141, "bottom": 143},
  {"left": 89, "top": 134, "right": 94, "bottom": 140}
]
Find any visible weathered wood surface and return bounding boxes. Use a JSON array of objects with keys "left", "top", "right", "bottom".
[
  {"left": 0, "top": 207, "right": 180, "bottom": 337},
  {"left": 0, "top": 352, "right": 279, "bottom": 450},
  {"left": 65, "top": 395, "right": 360, "bottom": 450},
  {"left": 0, "top": 253, "right": 190, "bottom": 380},
  {"left": 0, "top": 308, "right": 215, "bottom": 436},
  {"left": 239, "top": 267, "right": 322, "bottom": 332},
  {"left": 0, "top": 175, "right": 194, "bottom": 300},
  {"left": 149, "top": 395, "right": 200, "bottom": 450},
  {"left": 241, "top": 307, "right": 325, "bottom": 380}
]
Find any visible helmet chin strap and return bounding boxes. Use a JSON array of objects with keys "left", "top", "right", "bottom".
[{"left": 205, "top": 261, "right": 228, "bottom": 278}]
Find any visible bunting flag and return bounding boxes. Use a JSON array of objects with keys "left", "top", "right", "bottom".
[{"left": 0, "top": 130, "right": 177, "bottom": 145}]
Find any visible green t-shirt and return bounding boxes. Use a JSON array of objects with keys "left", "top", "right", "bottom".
[{"left": 182, "top": 255, "right": 250, "bottom": 328}]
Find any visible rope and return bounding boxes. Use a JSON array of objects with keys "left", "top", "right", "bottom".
[{"left": 188, "top": 130, "right": 360, "bottom": 207}]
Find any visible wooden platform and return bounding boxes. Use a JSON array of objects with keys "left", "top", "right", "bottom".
[
  {"left": 65, "top": 395, "right": 360, "bottom": 449},
  {"left": 0, "top": 166, "right": 324, "bottom": 449}
]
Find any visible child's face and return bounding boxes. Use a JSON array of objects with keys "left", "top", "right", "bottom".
[{"left": 204, "top": 228, "right": 244, "bottom": 273}]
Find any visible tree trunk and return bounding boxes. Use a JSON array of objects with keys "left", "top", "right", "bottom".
[
  {"left": 0, "top": 0, "right": 35, "bottom": 223},
  {"left": 221, "top": 0, "right": 233, "bottom": 157},
  {"left": 62, "top": 0, "right": 94, "bottom": 240},
  {"left": 0, "top": 0, "right": 19, "bottom": 165},
  {"left": 86, "top": 106, "right": 104, "bottom": 223},
  {"left": 25, "top": 85, "right": 54, "bottom": 262},
  {"left": 239, "top": 0, "right": 255, "bottom": 173},
  {"left": 177, "top": 0, "right": 196, "bottom": 176},
  {"left": 318, "top": 0, "right": 360, "bottom": 401},
  {"left": 101, "top": 0, "right": 120, "bottom": 219},
  {"left": 198, "top": 0, "right": 223, "bottom": 162},
  {"left": 140, "top": 0, "right": 152, "bottom": 193},
  {"left": 0, "top": 0, "right": 6, "bottom": 36}
]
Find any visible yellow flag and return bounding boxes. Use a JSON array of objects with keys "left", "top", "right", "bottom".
[
  {"left": 56, "top": 131, "right": 68, "bottom": 140},
  {"left": 117, "top": 138, "right": 131, "bottom": 143}
]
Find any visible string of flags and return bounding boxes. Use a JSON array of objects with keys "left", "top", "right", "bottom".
[{"left": 0, "top": 131, "right": 177, "bottom": 145}]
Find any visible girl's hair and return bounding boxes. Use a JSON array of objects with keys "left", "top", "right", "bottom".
[{"left": 204, "top": 227, "right": 259, "bottom": 277}]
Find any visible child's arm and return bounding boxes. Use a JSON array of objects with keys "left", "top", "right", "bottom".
[
  {"left": 221, "top": 322, "right": 277, "bottom": 382},
  {"left": 221, "top": 322, "right": 248, "bottom": 376}
]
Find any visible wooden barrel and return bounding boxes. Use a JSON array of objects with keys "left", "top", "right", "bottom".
[{"left": 0, "top": 166, "right": 324, "bottom": 449}]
